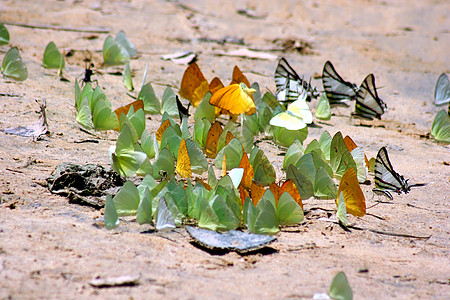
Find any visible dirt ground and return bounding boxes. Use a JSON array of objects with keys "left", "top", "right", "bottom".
[{"left": 0, "top": 0, "right": 449, "bottom": 299}]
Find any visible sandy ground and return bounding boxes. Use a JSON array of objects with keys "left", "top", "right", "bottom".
[{"left": 0, "top": 0, "right": 449, "bottom": 299}]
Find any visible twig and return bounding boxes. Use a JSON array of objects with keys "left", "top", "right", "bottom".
[
  {"left": 366, "top": 213, "right": 386, "bottom": 220},
  {"left": 3, "top": 21, "right": 110, "bottom": 33},
  {"left": 0, "top": 93, "right": 22, "bottom": 97},
  {"left": 150, "top": 81, "right": 178, "bottom": 89},
  {"left": 349, "top": 225, "right": 431, "bottom": 240},
  {"left": 73, "top": 139, "right": 99, "bottom": 144},
  {"left": 5, "top": 168, "right": 24, "bottom": 174}
]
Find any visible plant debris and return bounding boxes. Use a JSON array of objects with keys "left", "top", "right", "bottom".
[{"left": 47, "top": 163, "right": 125, "bottom": 208}]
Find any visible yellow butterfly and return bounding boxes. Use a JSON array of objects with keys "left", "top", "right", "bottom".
[
  {"left": 336, "top": 168, "right": 366, "bottom": 217},
  {"left": 209, "top": 83, "right": 256, "bottom": 115}
]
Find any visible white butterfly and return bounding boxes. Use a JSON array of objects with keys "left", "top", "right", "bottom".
[
  {"left": 269, "top": 94, "right": 313, "bottom": 130},
  {"left": 155, "top": 197, "right": 176, "bottom": 231},
  {"left": 434, "top": 73, "right": 450, "bottom": 106}
]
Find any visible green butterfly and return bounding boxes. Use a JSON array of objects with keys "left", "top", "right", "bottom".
[
  {"left": 140, "top": 130, "right": 158, "bottom": 160},
  {"left": 0, "top": 23, "right": 10, "bottom": 46},
  {"left": 184, "top": 139, "right": 208, "bottom": 175},
  {"left": 245, "top": 193, "right": 279, "bottom": 235},
  {"left": 75, "top": 80, "right": 93, "bottom": 110},
  {"left": 1, "top": 47, "right": 28, "bottom": 81},
  {"left": 193, "top": 118, "right": 213, "bottom": 149},
  {"left": 110, "top": 124, "right": 147, "bottom": 177},
  {"left": 272, "top": 125, "right": 308, "bottom": 148},
  {"left": 431, "top": 110, "right": 450, "bottom": 143},
  {"left": 315, "top": 93, "right": 331, "bottom": 120},
  {"left": 319, "top": 130, "right": 332, "bottom": 161},
  {"left": 42, "top": 41, "right": 65, "bottom": 77},
  {"left": 257, "top": 99, "right": 274, "bottom": 134},
  {"left": 330, "top": 132, "right": 357, "bottom": 179},
  {"left": 92, "top": 98, "right": 119, "bottom": 131},
  {"left": 215, "top": 138, "right": 244, "bottom": 171},
  {"left": 276, "top": 191, "right": 304, "bottom": 226},
  {"left": 160, "top": 86, "right": 179, "bottom": 118},
  {"left": 118, "top": 107, "right": 145, "bottom": 141},
  {"left": 285, "top": 164, "right": 313, "bottom": 200},
  {"left": 122, "top": 62, "right": 134, "bottom": 91},
  {"left": 76, "top": 97, "right": 94, "bottom": 130},
  {"left": 283, "top": 139, "right": 305, "bottom": 170},
  {"left": 115, "top": 30, "right": 137, "bottom": 58},
  {"left": 138, "top": 82, "right": 160, "bottom": 114},
  {"left": 104, "top": 195, "right": 119, "bottom": 229},
  {"left": 241, "top": 113, "right": 258, "bottom": 153},
  {"left": 103, "top": 35, "right": 130, "bottom": 66},
  {"left": 336, "top": 191, "right": 348, "bottom": 227},
  {"left": 136, "top": 187, "right": 152, "bottom": 224},
  {"left": 112, "top": 180, "right": 140, "bottom": 216},
  {"left": 193, "top": 92, "right": 215, "bottom": 124},
  {"left": 249, "top": 147, "right": 276, "bottom": 186},
  {"left": 152, "top": 147, "right": 175, "bottom": 180},
  {"left": 329, "top": 271, "right": 353, "bottom": 300}
]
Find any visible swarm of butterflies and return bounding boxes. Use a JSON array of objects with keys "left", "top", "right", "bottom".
[{"left": 1, "top": 25, "right": 448, "bottom": 234}]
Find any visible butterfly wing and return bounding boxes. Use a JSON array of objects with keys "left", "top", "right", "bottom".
[
  {"left": 337, "top": 168, "right": 366, "bottom": 217},
  {"left": 155, "top": 197, "right": 176, "bottom": 230},
  {"left": 231, "top": 65, "right": 251, "bottom": 88},
  {"left": 434, "top": 73, "right": 450, "bottom": 106},
  {"left": 209, "top": 83, "right": 255, "bottom": 115},
  {"left": 1, "top": 47, "right": 28, "bottom": 81},
  {"left": 353, "top": 74, "right": 387, "bottom": 120},
  {"left": 287, "top": 98, "right": 313, "bottom": 124},
  {"left": 374, "top": 147, "right": 405, "bottom": 194},
  {"left": 322, "top": 61, "right": 357, "bottom": 104},
  {"left": 270, "top": 111, "right": 307, "bottom": 130},
  {"left": 275, "top": 58, "right": 318, "bottom": 102},
  {"left": 270, "top": 97, "right": 312, "bottom": 130},
  {"left": 179, "top": 62, "right": 210, "bottom": 107}
]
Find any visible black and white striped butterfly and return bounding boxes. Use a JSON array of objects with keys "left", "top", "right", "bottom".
[
  {"left": 434, "top": 73, "right": 450, "bottom": 106},
  {"left": 373, "top": 147, "right": 425, "bottom": 199},
  {"left": 352, "top": 74, "right": 387, "bottom": 120},
  {"left": 322, "top": 61, "right": 359, "bottom": 105},
  {"left": 274, "top": 57, "right": 319, "bottom": 103}
]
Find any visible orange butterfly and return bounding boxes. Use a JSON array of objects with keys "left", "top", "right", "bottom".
[
  {"left": 269, "top": 180, "right": 302, "bottom": 209},
  {"left": 179, "top": 62, "right": 210, "bottom": 107},
  {"left": 113, "top": 99, "right": 144, "bottom": 131},
  {"left": 204, "top": 121, "right": 223, "bottom": 158},
  {"left": 230, "top": 65, "right": 251, "bottom": 89}
]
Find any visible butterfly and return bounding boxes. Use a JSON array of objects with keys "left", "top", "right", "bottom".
[
  {"left": 434, "top": 73, "right": 450, "bottom": 106},
  {"left": 270, "top": 96, "right": 313, "bottom": 130},
  {"left": 209, "top": 83, "right": 256, "bottom": 115},
  {"left": 337, "top": 168, "right": 366, "bottom": 217},
  {"left": 274, "top": 57, "right": 319, "bottom": 102},
  {"left": 155, "top": 197, "right": 176, "bottom": 231},
  {"left": 373, "top": 147, "right": 425, "bottom": 198},
  {"left": 1, "top": 47, "right": 28, "bottom": 81},
  {"left": 42, "top": 41, "right": 65, "bottom": 78},
  {"left": 431, "top": 108, "right": 450, "bottom": 143},
  {"left": 352, "top": 74, "right": 387, "bottom": 120},
  {"left": 179, "top": 62, "right": 210, "bottom": 107},
  {"left": 322, "top": 61, "right": 358, "bottom": 105},
  {"left": 176, "top": 95, "right": 190, "bottom": 120}
]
